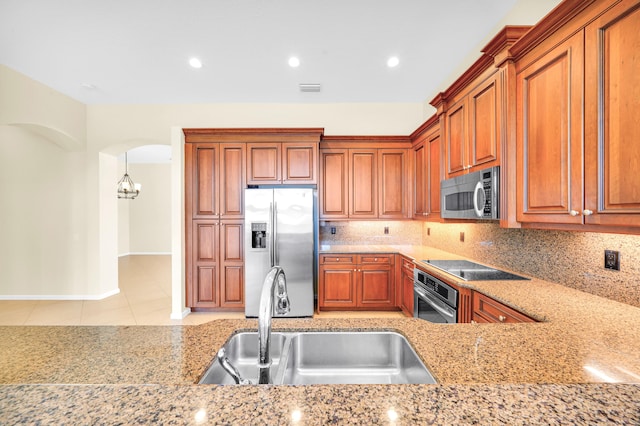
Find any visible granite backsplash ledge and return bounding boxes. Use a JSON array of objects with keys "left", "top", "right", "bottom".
[{"left": 318, "top": 220, "right": 640, "bottom": 309}]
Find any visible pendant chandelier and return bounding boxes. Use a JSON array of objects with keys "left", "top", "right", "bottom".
[{"left": 117, "top": 152, "right": 141, "bottom": 199}]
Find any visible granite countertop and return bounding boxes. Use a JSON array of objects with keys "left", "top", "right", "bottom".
[{"left": 2, "top": 245, "right": 640, "bottom": 424}]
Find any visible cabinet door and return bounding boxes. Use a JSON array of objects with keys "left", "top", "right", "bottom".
[
  {"left": 445, "top": 97, "right": 467, "bottom": 176},
  {"left": 358, "top": 265, "right": 394, "bottom": 308},
  {"left": 187, "top": 143, "right": 219, "bottom": 218},
  {"left": 247, "top": 143, "right": 281, "bottom": 184},
  {"left": 585, "top": 1, "right": 640, "bottom": 227},
  {"left": 469, "top": 72, "right": 500, "bottom": 171},
  {"left": 378, "top": 149, "right": 408, "bottom": 219},
  {"left": 319, "top": 266, "right": 357, "bottom": 308},
  {"left": 282, "top": 143, "right": 317, "bottom": 184},
  {"left": 191, "top": 221, "right": 219, "bottom": 308},
  {"left": 219, "top": 144, "right": 245, "bottom": 218},
  {"left": 349, "top": 150, "right": 378, "bottom": 218},
  {"left": 516, "top": 32, "right": 584, "bottom": 224},
  {"left": 319, "top": 149, "right": 349, "bottom": 219},
  {"left": 220, "top": 221, "right": 244, "bottom": 309},
  {"left": 472, "top": 292, "right": 535, "bottom": 323},
  {"left": 427, "top": 129, "right": 442, "bottom": 218},
  {"left": 400, "top": 257, "right": 414, "bottom": 316},
  {"left": 413, "top": 140, "right": 427, "bottom": 218}
]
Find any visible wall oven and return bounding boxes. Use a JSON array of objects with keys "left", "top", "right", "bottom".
[
  {"left": 441, "top": 166, "right": 499, "bottom": 220},
  {"left": 413, "top": 269, "right": 458, "bottom": 324}
]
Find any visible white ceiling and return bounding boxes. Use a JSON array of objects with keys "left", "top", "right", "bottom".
[{"left": 0, "top": 0, "right": 559, "bottom": 105}]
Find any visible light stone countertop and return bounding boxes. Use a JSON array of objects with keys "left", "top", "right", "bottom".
[{"left": 2, "top": 244, "right": 640, "bottom": 424}]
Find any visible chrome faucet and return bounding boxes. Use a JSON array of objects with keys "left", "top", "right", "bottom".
[{"left": 257, "top": 266, "right": 290, "bottom": 384}]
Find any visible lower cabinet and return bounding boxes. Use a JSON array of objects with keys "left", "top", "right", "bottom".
[
  {"left": 399, "top": 256, "right": 414, "bottom": 316},
  {"left": 188, "top": 220, "right": 244, "bottom": 310},
  {"left": 471, "top": 291, "right": 535, "bottom": 323},
  {"left": 319, "top": 254, "right": 396, "bottom": 310}
]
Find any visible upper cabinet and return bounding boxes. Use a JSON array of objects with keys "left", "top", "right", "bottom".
[
  {"left": 512, "top": 0, "right": 640, "bottom": 231},
  {"left": 319, "top": 137, "right": 412, "bottom": 220},
  {"left": 410, "top": 115, "right": 441, "bottom": 220},
  {"left": 247, "top": 141, "right": 319, "bottom": 185},
  {"left": 444, "top": 70, "right": 501, "bottom": 177},
  {"left": 584, "top": 0, "right": 640, "bottom": 228},
  {"left": 185, "top": 142, "right": 245, "bottom": 219}
]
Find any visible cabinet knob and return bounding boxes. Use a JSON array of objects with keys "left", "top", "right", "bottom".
[
  {"left": 569, "top": 210, "right": 580, "bottom": 216},
  {"left": 583, "top": 209, "right": 593, "bottom": 216},
  {"left": 336, "top": 258, "right": 339, "bottom": 261},
  {"left": 498, "top": 315, "right": 506, "bottom": 322},
  {"left": 471, "top": 320, "right": 477, "bottom": 324},
  {"left": 374, "top": 258, "right": 378, "bottom": 261}
]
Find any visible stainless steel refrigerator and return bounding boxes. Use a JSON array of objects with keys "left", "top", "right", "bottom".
[{"left": 244, "top": 187, "right": 316, "bottom": 317}]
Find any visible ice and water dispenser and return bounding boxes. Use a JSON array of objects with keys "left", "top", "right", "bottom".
[{"left": 251, "top": 222, "right": 267, "bottom": 249}]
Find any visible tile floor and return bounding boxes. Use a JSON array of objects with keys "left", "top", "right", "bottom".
[{"left": 0, "top": 255, "right": 404, "bottom": 326}]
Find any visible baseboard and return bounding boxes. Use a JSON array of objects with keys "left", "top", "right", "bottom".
[
  {"left": 119, "top": 252, "right": 172, "bottom": 257},
  {"left": 0, "top": 288, "right": 121, "bottom": 301},
  {"left": 170, "top": 308, "right": 191, "bottom": 320}
]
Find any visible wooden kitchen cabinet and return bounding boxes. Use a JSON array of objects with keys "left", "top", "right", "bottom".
[
  {"left": 399, "top": 255, "right": 414, "bottom": 316},
  {"left": 318, "top": 254, "right": 396, "bottom": 311},
  {"left": 513, "top": 0, "right": 640, "bottom": 231},
  {"left": 411, "top": 115, "right": 441, "bottom": 220},
  {"left": 584, "top": 0, "right": 640, "bottom": 228},
  {"left": 319, "top": 137, "right": 412, "bottom": 220},
  {"left": 247, "top": 141, "right": 318, "bottom": 185},
  {"left": 445, "top": 70, "right": 501, "bottom": 178},
  {"left": 472, "top": 291, "right": 535, "bottom": 323},
  {"left": 516, "top": 32, "right": 584, "bottom": 226},
  {"left": 189, "top": 220, "right": 244, "bottom": 309}
]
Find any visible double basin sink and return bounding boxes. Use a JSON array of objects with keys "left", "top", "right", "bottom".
[{"left": 199, "top": 331, "right": 436, "bottom": 385}]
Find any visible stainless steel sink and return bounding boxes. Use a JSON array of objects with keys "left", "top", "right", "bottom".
[
  {"left": 198, "top": 331, "right": 436, "bottom": 385},
  {"left": 280, "top": 332, "right": 436, "bottom": 385},
  {"left": 199, "top": 332, "right": 287, "bottom": 385}
]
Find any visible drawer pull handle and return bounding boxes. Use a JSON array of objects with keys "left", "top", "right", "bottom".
[{"left": 498, "top": 315, "right": 506, "bottom": 322}]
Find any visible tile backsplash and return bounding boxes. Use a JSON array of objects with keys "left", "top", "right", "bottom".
[{"left": 320, "top": 220, "right": 640, "bottom": 308}]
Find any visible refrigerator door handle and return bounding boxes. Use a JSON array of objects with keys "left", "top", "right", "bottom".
[{"left": 273, "top": 202, "right": 278, "bottom": 265}]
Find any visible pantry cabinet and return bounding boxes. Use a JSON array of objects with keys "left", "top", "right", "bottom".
[
  {"left": 514, "top": 0, "right": 640, "bottom": 231},
  {"left": 318, "top": 254, "right": 396, "bottom": 311}
]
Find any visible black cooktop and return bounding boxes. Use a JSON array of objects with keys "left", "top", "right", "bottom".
[{"left": 422, "top": 260, "right": 529, "bottom": 281}]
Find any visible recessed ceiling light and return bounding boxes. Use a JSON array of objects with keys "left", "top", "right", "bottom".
[
  {"left": 288, "top": 57, "right": 300, "bottom": 68},
  {"left": 189, "top": 57, "right": 202, "bottom": 69},
  {"left": 387, "top": 56, "right": 400, "bottom": 68}
]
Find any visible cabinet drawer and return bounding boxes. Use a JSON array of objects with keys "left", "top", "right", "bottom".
[
  {"left": 320, "top": 254, "right": 355, "bottom": 265},
  {"left": 473, "top": 292, "right": 535, "bottom": 323},
  {"left": 358, "top": 254, "right": 393, "bottom": 265},
  {"left": 401, "top": 256, "right": 414, "bottom": 271}
]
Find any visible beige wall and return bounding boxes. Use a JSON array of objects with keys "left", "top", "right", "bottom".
[{"left": 118, "top": 163, "right": 172, "bottom": 255}]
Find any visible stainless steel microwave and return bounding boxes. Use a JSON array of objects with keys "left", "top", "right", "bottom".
[{"left": 441, "top": 166, "right": 499, "bottom": 220}]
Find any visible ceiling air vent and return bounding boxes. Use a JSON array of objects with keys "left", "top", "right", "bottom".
[{"left": 299, "top": 83, "right": 321, "bottom": 93}]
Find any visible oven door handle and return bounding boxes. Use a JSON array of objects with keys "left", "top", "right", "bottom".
[{"left": 415, "top": 285, "right": 456, "bottom": 321}]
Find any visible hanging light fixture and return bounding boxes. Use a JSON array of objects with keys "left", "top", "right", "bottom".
[{"left": 117, "top": 152, "right": 141, "bottom": 199}]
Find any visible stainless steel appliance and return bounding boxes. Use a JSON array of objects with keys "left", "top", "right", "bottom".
[
  {"left": 441, "top": 166, "right": 499, "bottom": 219},
  {"left": 413, "top": 269, "right": 457, "bottom": 324},
  {"left": 244, "top": 187, "right": 316, "bottom": 317},
  {"left": 423, "top": 259, "right": 529, "bottom": 281}
]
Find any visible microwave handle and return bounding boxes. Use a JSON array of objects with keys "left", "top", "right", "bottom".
[{"left": 473, "top": 181, "right": 485, "bottom": 218}]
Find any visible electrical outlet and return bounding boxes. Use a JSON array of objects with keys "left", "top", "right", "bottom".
[
  {"left": 427, "top": 227, "right": 431, "bottom": 236},
  {"left": 460, "top": 232, "right": 465, "bottom": 242},
  {"left": 330, "top": 227, "right": 336, "bottom": 235},
  {"left": 604, "top": 250, "right": 620, "bottom": 271},
  {"left": 384, "top": 226, "right": 389, "bottom": 235}
]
